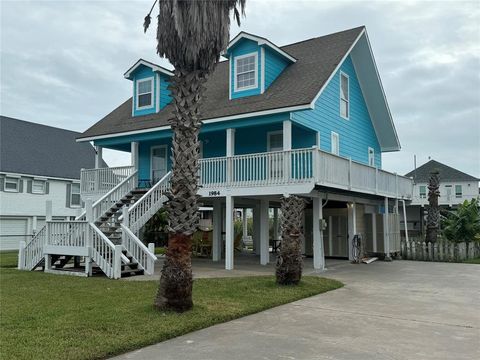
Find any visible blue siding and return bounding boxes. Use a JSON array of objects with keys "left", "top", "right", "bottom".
[
  {"left": 230, "top": 39, "right": 262, "bottom": 99},
  {"left": 291, "top": 55, "right": 382, "bottom": 168},
  {"left": 159, "top": 73, "right": 172, "bottom": 109},
  {"left": 264, "top": 46, "right": 289, "bottom": 89}
]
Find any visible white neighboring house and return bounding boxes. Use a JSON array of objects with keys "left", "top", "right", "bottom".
[
  {"left": 0, "top": 116, "right": 102, "bottom": 250},
  {"left": 403, "top": 159, "right": 479, "bottom": 235}
]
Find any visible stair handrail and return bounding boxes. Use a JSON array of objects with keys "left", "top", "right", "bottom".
[
  {"left": 124, "top": 171, "right": 171, "bottom": 234},
  {"left": 90, "top": 223, "right": 130, "bottom": 263},
  {"left": 76, "top": 170, "right": 139, "bottom": 221},
  {"left": 120, "top": 224, "right": 157, "bottom": 275},
  {"left": 19, "top": 225, "right": 46, "bottom": 270}
]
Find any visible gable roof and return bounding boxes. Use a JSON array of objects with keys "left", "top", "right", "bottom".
[
  {"left": 0, "top": 116, "right": 103, "bottom": 180},
  {"left": 225, "top": 31, "right": 297, "bottom": 63},
  {"left": 124, "top": 58, "right": 174, "bottom": 79},
  {"left": 78, "top": 26, "right": 399, "bottom": 152},
  {"left": 405, "top": 160, "right": 479, "bottom": 183}
]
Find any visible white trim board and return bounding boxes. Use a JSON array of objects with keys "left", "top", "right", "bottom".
[
  {"left": 124, "top": 59, "right": 174, "bottom": 78},
  {"left": 226, "top": 32, "right": 297, "bottom": 63}
]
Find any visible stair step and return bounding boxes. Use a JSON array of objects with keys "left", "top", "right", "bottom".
[
  {"left": 121, "top": 262, "right": 139, "bottom": 270},
  {"left": 121, "top": 268, "right": 144, "bottom": 278}
]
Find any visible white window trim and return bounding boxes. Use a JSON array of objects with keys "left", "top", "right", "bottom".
[
  {"left": 368, "top": 147, "right": 375, "bottom": 167},
  {"left": 150, "top": 145, "right": 168, "bottom": 183},
  {"left": 32, "top": 179, "right": 46, "bottom": 194},
  {"left": 331, "top": 132, "right": 340, "bottom": 156},
  {"left": 233, "top": 52, "right": 258, "bottom": 92},
  {"left": 135, "top": 77, "right": 154, "bottom": 111},
  {"left": 267, "top": 130, "right": 283, "bottom": 152},
  {"left": 419, "top": 185, "right": 427, "bottom": 199},
  {"left": 4, "top": 177, "right": 19, "bottom": 192},
  {"left": 339, "top": 71, "right": 350, "bottom": 120},
  {"left": 455, "top": 185, "right": 463, "bottom": 198},
  {"left": 70, "top": 183, "right": 81, "bottom": 207}
]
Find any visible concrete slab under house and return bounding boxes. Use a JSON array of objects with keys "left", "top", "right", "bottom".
[{"left": 18, "top": 26, "right": 414, "bottom": 278}]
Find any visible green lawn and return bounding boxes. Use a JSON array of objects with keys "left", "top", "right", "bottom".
[
  {"left": 464, "top": 257, "right": 480, "bottom": 264},
  {"left": 0, "top": 252, "right": 342, "bottom": 360}
]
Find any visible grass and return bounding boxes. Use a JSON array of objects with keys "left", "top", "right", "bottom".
[
  {"left": 155, "top": 246, "right": 166, "bottom": 255},
  {"left": 463, "top": 257, "right": 480, "bottom": 264},
  {"left": 0, "top": 252, "right": 342, "bottom": 360}
]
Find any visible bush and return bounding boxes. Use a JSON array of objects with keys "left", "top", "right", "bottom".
[{"left": 442, "top": 198, "right": 480, "bottom": 243}]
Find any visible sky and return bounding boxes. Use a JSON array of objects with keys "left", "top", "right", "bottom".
[{"left": 1, "top": 0, "right": 479, "bottom": 177}]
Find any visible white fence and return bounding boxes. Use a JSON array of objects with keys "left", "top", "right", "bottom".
[{"left": 401, "top": 238, "right": 480, "bottom": 262}]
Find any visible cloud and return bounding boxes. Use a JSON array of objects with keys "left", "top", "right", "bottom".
[{"left": 1, "top": 0, "right": 479, "bottom": 176}]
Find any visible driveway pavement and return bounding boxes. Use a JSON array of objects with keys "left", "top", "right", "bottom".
[{"left": 114, "top": 260, "right": 480, "bottom": 360}]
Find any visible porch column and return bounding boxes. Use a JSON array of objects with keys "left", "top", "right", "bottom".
[
  {"left": 402, "top": 200, "right": 409, "bottom": 243},
  {"left": 95, "top": 146, "right": 103, "bottom": 169},
  {"left": 312, "top": 197, "right": 325, "bottom": 270},
  {"left": 283, "top": 121, "right": 292, "bottom": 182},
  {"left": 253, "top": 204, "right": 260, "bottom": 254},
  {"left": 212, "top": 199, "right": 222, "bottom": 262},
  {"left": 347, "top": 202, "right": 356, "bottom": 261},
  {"left": 259, "top": 199, "right": 270, "bottom": 265},
  {"left": 273, "top": 207, "right": 279, "bottom": 241},
  {"left": 226, "top": 128, "right": 235, "bottom": 185},
  {"left": 131, "top": 142, "right": 139, "bottom": 169},
  {"left": 242, "top": 208, "right": 248, "bottom": 241},
  {"left": 44, "top": 201, "right": 53, "bottom": 272},
  {"left": 372, "top": 212, "right": 377, "bottom": 253},
  {"left": 384, "top": 197, "right": 391, "bottom": 260},
  {"left": 225, "top": 196, "right": 234, "bottom": 270}
]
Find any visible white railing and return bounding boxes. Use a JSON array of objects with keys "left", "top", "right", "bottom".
[
  {"left": 18, "top": 225, "right": 46, "bottom": 270},
  {"left": 77, "top": 171, "right": 138, "bottom": 222},
  {"left": 199, "top": 148, "right": 413, "bottom": 199},
  {"left": 126, "top": 172, "right": 171, "bottom": 234},
  {"left": 81, "top": 166, "right": 135, "bottom": 197},
  {"left": 199, "top": 148, "right": 315, "bottom": 188},
  {"left": 121, "top": 224, "right": 157, "bottom": 275},
  {"left": 89, "top": 223, "right": 129, "bottom": 279},
  {"left": 47, "top": 221, "right": 89, "bottom": 247}
]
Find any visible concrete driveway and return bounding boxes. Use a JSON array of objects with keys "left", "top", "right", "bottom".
[{"left": 113, "top": 260, "right": 480, "bottom": 360}]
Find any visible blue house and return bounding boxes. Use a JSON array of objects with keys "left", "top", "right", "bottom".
[{"left": 19, "top": 27, "right": 413, "bottom": 277}]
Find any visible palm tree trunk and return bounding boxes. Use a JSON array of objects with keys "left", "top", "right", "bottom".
[
  {"left": 276, "top": 195, "right": 305, "bottom": 285},
  {"left": 154, "top": 69, "right": 207, "bottom": 312}
]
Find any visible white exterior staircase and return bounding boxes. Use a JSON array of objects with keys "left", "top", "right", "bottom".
[{"left": 18, "top": 171, "right": 172, "bottom": 279}]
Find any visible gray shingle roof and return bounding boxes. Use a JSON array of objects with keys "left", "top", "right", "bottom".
[
  {"left": 405, "top": 160, "right": 479, "bottom": 183},
  {"left": 0, "top": 116, "right": 103, "bottom": 179},
  {"left": 78, "top": 26, "right": 364, "bottom": 140}
]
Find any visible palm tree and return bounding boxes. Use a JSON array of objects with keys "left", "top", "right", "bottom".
[
  {"left": 276, "top": 195, "right": 305, "bottom": 285},
  {"left": 144, "top": 0, "right": 246, "bottom": 312},
  {"left": 425, "top": 170, "right": 440, "bottom": 244}
]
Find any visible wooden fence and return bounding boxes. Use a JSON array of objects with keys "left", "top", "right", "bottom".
[{"left": 401, "top": 238, "right": 479, "bottom": 262}]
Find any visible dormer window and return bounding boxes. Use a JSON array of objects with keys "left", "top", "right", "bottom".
[
  {"left": 234, "top": 53, "right": 258, "bottom": 91},
  {"left": 136, "top": 78, "right": 154, "bottom": 110}
]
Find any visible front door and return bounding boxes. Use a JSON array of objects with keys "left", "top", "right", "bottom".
[{"left": 151, "top": 145, "right": 167, "bottom": 184}]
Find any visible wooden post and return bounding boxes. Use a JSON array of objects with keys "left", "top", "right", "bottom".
[
  {"left": 312, "top": 197, "right": 325, "bottom": 270},
  {"left": 401, "top": 200, "right": 409, "bottom": 243},
  {"left": 147, "top": 243, "right": 155, "bottom": 275},
  {"left": 383, "top": 197, "right": 391, "bottom": 260},
  {"left": 253, "top": 204, "right": 260, "bottom": 254},
  {"left": 273, "top": 208, "right": 279, "bottom": 241},
  {"left": 95, "top": 145, "right": 103, "bottom": 169},
  {"left": 212, "top": 199, "right": 222, "bottom": 262},
  {"left": 226, "top": 128, "right": 235, "bottom": 185},
  {"left": 114, "top": 245, "right": 122, "bottom": 279},
  {"left": 85, "top": 199, "right": 93, "bottom": 276},
  {"left": 131, "top": 142, "right": 139, "bottom": 169},
  {"left": 372, "top": 213, "right": 377, "bottom": 253},
  {"left": 260, "top": 199, "right": 269, "bottom": 265},
  {"left": 225, "top": 195, "right": 234, "bottom": 270},
  {"left": 283, "top": 120, "right": 292, "bottom": 182},
  {"left": 242, "top": 208, "right": 248, "bottom": 242},
  {"left": 18, "top": 241, "right": 26, "bottom": 270}
]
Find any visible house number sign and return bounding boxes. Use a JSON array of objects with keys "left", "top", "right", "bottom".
[{"left": 209, "top": 190, "right": 221, "bottom": 196}]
